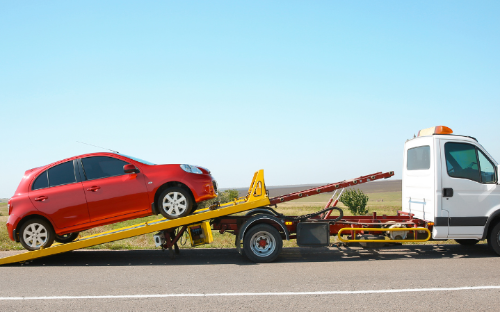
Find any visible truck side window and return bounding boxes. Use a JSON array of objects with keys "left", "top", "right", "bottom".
[
  {"left": 478, "top": 150, "right": 496, "bottom": 183},
  {"left": 444, "top": 143, "right": 480, "bottom": 182},
  {"left": 407, "top": 146, "right": 430, "bottom": 170}
]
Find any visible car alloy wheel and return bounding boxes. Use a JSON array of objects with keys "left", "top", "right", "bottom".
[
  {"left": 158, "top": 187, "right": 193, "bottom": 219},
  {"left": 19, "top": 219, "right": 55, "bottom": 251}
]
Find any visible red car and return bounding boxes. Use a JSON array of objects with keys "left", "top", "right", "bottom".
[{"left": 6, "top": 153, "right": 217, "bottom": 251}]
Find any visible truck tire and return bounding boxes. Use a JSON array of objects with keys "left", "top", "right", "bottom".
[
  {"left": 455, "top": 239, "right": 479, "bottom": 246},
  {"left": 488, "top": 222, "right": 500, "bottom": 255},
  {"left": 243, "top": 224, "right": 282, "bottom": 263}
]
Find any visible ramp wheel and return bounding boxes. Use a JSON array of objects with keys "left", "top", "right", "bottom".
[
  {"left": 19, "top": 219, "right": 55, "bottom": 251},
  {"left": 158, "top": 187, "right": 193, "bottom": 219},
  {"left": 243, "top": 224, "right": 282, "bottom": 263},
  {"left": 55, "top": 232, "right": 80, "bottom": 243}
]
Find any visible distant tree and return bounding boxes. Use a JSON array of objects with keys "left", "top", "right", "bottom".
[
  {"left": 339, "top": 189, "right": 369, "bottom": 215},
  {"left": 197, "top": 189, "right": 239, "bottom": 209}
]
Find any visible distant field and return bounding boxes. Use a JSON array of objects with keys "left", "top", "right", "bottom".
[{"left": 0, "top": 186, "right": 459, "bottom": 251}]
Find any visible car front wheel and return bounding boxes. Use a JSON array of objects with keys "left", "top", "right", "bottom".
[
  {"left": 19, "top": 219, "right": 55, "bottom": 251},
  {"left": 158, "top": 187, "right": 193, "bottom": 219}
]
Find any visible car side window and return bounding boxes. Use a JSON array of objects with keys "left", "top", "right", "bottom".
[
  {"left": 81, "top": 156, "right": 129, "bottom": 180},
  {"left": 48, "top": 161, "right": 77, "bottom": 187},
  {"left": 444, "top": 143, "right": 480, "bottom": 182},
  {"left": 32, "top": 171, "right": 49, "bottom": 190},
  {"left": 478, "top": 150, "right": 496, "bottom": 183}
]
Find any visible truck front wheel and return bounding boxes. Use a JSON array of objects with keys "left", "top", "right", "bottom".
[
  {"left": 243, "top": 224, "right": 282, "bottom": 263},
  {"left": 488, "top": 222, "right": 500, "bottom": 255}
]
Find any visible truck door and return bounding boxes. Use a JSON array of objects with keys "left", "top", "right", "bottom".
[
  {"left": 439, "top": 140, "right": 499, "bottom": 238},
  {"left": 402, "top": 138, "right": 436, "bottom": 223}
]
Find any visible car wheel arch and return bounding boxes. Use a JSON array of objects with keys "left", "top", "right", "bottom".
[
  {"left": 15, "top": 214, "right": 55, "bottom": 242},
  {"left": 153, "top": 181, "right": 196, "bottom": 215}
]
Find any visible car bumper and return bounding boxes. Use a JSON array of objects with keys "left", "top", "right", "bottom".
[{"left": 6, "top": 215, "right": 16, "bottom": 241}]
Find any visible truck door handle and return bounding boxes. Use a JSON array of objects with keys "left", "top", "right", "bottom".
[
  {"left": 443, "top": 188, "right": 454, "bottom": 197},
  {"left": 34, "top": 196, "right": 48, "bottom": 201},
  {"left": 86, "top": 186, "right": 101, "bottom": 192}
]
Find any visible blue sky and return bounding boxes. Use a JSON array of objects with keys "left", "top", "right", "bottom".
[{"left": 1, "top": 1, "right": 499, "bottom": 197}]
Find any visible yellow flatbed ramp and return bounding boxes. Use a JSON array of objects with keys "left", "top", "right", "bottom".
[{"left": 0, "top": 170, "right": 270, "bottom": 265}]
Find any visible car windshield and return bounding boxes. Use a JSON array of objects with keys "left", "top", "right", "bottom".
[{"left": 121, "top": 154, "right": 156, "bottom": 165}]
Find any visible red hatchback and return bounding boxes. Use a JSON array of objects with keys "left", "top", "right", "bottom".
[{"left": 6, "top": 153, "right": 217, "bottom": 251}]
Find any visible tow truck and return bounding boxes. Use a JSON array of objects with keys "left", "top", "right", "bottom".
[{"left": 1, "top": 125, "right": 499, "bottom": 265}]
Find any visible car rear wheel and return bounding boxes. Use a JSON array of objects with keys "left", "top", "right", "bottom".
[
  {"left": 55, "top": 232, "right": 80, "bottom": 243},
  {"left": 19, "top": 219, "right": 55, "bottom": 251},
  {"left": 158, "top": 187, "right": 193, "bottom": 219}
]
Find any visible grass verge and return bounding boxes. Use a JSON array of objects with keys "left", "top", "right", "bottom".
[{"left": 0, "top": 192, "right": 469, "bottom": 251}]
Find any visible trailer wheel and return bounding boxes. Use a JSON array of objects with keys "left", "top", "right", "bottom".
[
  {"left": 489, "top": 222, "right": 500, "bottom": 256},
  {"left": 243, "top": 224, "right": 282, "bottom": 263},
  {"left": 55, "top": 232, "right": 80, "bottom": 244},
  {"left": 19, "top": 219, "right": 55, "bottom": 251},
  {"left": 455, "top": 239, "right": 479, "bottom": 246},
  {"left": 158, "top": 187, "right": 193, "bottom": 219}
]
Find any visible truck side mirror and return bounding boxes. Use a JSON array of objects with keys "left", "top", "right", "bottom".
[{"left": 124, "top": 164, "right": 139, "bottom": 174}]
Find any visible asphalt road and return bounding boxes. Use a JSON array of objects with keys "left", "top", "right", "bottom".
[{"left": 0, "top": 243, "right": 499, "bottom": 311}]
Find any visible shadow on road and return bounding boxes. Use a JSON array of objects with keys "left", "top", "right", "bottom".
[{"left": 2, "top": 243, "right": 497, "bottom": 267}]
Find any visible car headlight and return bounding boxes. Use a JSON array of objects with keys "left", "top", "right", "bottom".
[{"left": 180, "top": 164, "right": 203, "bottom": 174}]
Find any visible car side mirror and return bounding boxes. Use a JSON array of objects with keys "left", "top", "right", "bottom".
[{"left": 124, "top": 164, "right": 139, "bottom": 174}]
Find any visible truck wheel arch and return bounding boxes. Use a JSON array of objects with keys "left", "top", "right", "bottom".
[
  {"left": 482, "top": 210, "right": 500, "bottom": 240},
  {"left": 236, "top": 214, "right": 290, "bottom": 254}
]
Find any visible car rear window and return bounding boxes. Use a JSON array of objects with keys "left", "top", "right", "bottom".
[
  {"left": 48, "top": 161, "right": 76, "bottom": 187},
  {"left": 81, "top": 156, "right": 129, "bottom": 180},
  {"left": 32, "top": 171, "right": 49, "bottom": 190},
  {"left": 407, "top": 146, "right": 431, "bottom": 170}
]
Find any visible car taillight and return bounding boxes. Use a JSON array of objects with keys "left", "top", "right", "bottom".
[{"left": 7, "top": 200, "right": 12, "bottom": 215}]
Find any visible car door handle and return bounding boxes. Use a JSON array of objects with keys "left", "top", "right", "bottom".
[
  {"left": 34, "top": 196, "right": 48, "bottom": 201},
  {"left": 86, "top": 186, "right": 101, "bottom": 192}
]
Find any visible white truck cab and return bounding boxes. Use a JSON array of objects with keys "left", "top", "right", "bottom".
[{"left": 402, "top": 126, "right": 500, "bottom": 248}]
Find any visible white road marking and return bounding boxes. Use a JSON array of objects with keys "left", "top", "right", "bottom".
[{"left": 1, "top": 285, "right": 500, "bottom": 300}]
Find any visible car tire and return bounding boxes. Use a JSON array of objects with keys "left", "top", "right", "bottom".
[
  {"left": 158, "top": 187, "right": 193, "bottom": 219},
  {"left": 489, "top": 222, "right": 500, "bottom": 256},
  {"left": 455, "top": 239, "right": 479, "bottom": 246},
  {"left": 55, "top": 232, "right": 80, "bottom": 244},
  {"left": 243, "top": 224, "right": 282, "bottom": 263},
  {"left": 19, "top": 219, "right": 55, "bottom": 251}
]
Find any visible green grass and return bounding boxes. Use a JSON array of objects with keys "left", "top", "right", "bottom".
[
  {"left": 0, "top": 203, "right": 25, "bottom": 250},
  {"left": 0, "top": 192, "right": 463, "bottom": 251}
]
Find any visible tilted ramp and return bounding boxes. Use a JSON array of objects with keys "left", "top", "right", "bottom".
[{"left": 0, "top": 170, "right": 270, "bottom": 265}]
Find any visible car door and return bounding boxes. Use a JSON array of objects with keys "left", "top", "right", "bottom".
[
  {"left": 29, "top": 160, "right": 90, "bottom": 230},
  {"left": 79, "top": 156, "right": 150, "bottom": 222},
  {"left": 440, "top": 140, "right": 499, "bottom": 238}
]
